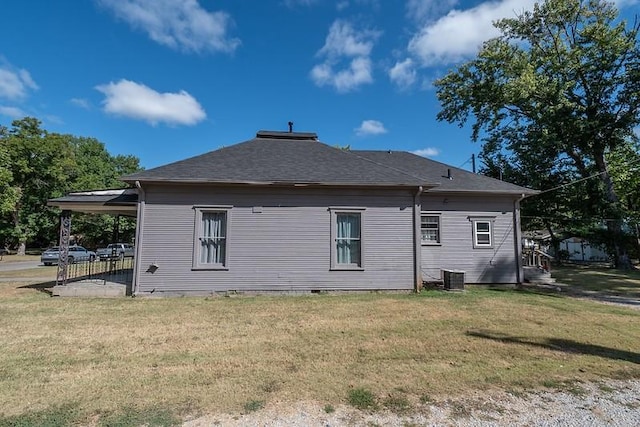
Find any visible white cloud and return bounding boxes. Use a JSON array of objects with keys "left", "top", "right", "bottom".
[
  {"left": 355, "top": 119, "right": 387, "bottom": 136},
  {"left": 393, "top": 0, "right": 637, "bottom": 86},
  {"left": 70, "top": 98, "right": 91, "bottom": 109},
  {"left": 412, "top": 147, "right": 440, "bottom": 157},
  {"left": 409, "top": 0, "right": 540, "bottom": 66},
  {"left": 317, "top": 20, "right": 377, "bottom": 58},
  {"left": 406, "top": 0, "right": 459, "bottom": 23},
  {"left": 95, "top": 79, "right": 206, "bottom": 126},
  {"left": 0, "top": 66, "right": 38, "bottom": 100},
  {"left": 97, "top": 0, "right": 240, "bottom": 54},
  {"left": 389, "top": 58, "right": 417, "bottom": 89},
  {"left": 311, "top": 57, "right": 373, "bottom": 93},
  {"left": 0, "top": 105, "right": 27, "bottom": 119},
  {"left": 311, "top": 20, "right": 380, "bottom": 93}
]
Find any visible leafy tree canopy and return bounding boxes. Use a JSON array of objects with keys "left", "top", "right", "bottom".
[
  {"left": 0, "top": 117, "right": 142, "bottom": 253},
  {"left": 435, "top": 0, "right": 640, "bottom": 265}
]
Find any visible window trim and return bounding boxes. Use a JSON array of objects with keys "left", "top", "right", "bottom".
[
  {"left": 330, "top": 208, "right": 365, "bottom": 271},
  {"left": 420, "top": 212, "right": 441, "bottom": 245},
  {"left": 470, "top": 216, "right": 495, "bottom": 249},
  {"left": 192, "top": 206, "right": 231, "bottom": 270}
]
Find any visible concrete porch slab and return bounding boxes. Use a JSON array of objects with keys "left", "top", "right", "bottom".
[{"left": 51, "top": 281, "right": 127, "bottom": 297}]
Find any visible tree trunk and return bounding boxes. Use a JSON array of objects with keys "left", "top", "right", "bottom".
[
  {"left": 17, "top": 240, "right": 26, "bottom": 256},
  {"left": 545, "top": 220, "right": 561, "bottom": 265},
  {"left": 635, "top": 223, "right": 640, "bottom": 260},
  {"left": 594, "top": 152, "right": 629, "bottom": 268},
  {"left": 11, "top": 206, "right": 26, "bottom": 256}
]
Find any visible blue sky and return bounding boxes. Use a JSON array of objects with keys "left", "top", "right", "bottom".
[{"left": 0, "top": 0, "right": 637, "bottom": 171}]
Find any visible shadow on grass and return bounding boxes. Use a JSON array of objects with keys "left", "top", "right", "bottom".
[
  {"left": 486, "top": 285, "right": 565, "bottom": 299},
  {"left": 467, "top": 330, "right": 640, "bottom": 364},
  {"left": 0, "top": 403, "right": 80, "bottom": 427},
  {"left": 18, "top": 280, "right": 56, "bottom": 295},
  {"left": 485, "top": 282, "right": 640, "bottom": 309},
  {"left": 552, "top": 265, "right": 640, "bottom": 297}
]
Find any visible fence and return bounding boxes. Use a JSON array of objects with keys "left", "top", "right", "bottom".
[{"left": 64, "top": 257, "right": 134, "bottom": 286}]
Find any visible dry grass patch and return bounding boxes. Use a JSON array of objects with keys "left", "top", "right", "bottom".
[
  {"left": 0, "top": 281, "right": 639, "bottom": 425},
  {"left": 0, "top": 254, "right": 41, "bottom": 263},
  {"left": 0, "top": 266, "right": 57, "bottom": 281}
]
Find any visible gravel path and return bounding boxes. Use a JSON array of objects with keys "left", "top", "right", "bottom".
[{"left": 184, "top": 380, "right": 640, "bottom": 426}]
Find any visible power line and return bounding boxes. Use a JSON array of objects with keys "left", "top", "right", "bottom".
[
  {"left": 457, "top": 156, "right": 472, "bottom": 168},
  {"left": 524, "top": 156, "right": 640, "bottom": 199},
  {"left": 526, "top": 171, "right": 607, "bottom": 197}
]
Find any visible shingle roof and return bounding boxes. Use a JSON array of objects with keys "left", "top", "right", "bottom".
[
  {"left": 353, "top": 150, "right": 535, "bottom": 194},
  {"left": 122, "top": 132, "right": 430, "bottom": 187},
  {"left": 47, "top": 189, "right": 138, "bottom": 216},
  {"left": 48, "top": 189, "right": 138, "bottom": 205},
  {"left": 122, "top": 131, "right": 535, "bottom": 194}
]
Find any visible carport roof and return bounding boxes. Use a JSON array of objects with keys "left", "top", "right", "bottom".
[{"left": 47, "top": 189, "right": 138, "bottom": 216}]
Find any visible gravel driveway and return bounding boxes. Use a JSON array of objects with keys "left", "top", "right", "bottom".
[{"left": 184, "top": 380, "right": 640, "bottom": 426}]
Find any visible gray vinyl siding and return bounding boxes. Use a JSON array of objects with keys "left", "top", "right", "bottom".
[
  {"left": 134, "top": 185, "right": 415, "bottom": 294},
  {"left": 420, "top": 194, "right": 519, "bottom": 284}
]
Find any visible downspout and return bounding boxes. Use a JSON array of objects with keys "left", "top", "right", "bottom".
[
  {"left": 413, "top": 186, "right": 424, "bottom": 292},
  {"left": 132, "top": 181, "right": 146, "bottom": 296},
  {"left": 513, "top": 194, "right": 526, "bottom": 287}
]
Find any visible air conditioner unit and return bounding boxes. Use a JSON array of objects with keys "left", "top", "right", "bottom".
[{"left": 442, "top": 269, "right": 465, "bottom": 291}]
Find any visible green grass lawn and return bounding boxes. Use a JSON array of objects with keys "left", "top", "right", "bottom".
[{"left": 0, "top": 267, "right": 638, "bottom": 426}]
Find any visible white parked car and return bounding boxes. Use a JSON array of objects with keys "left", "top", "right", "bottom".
[
  {"left": 41, "top": 246, "right": 96, "bottom": 266},
  {"left": 96, "top": 243, "right": 135, "bottom": 260}
]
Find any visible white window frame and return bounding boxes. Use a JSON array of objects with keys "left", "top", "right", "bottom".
[
  {"left": 420, "top": 213, "right": 441, "bottom": 245},
  {"left": 330, "top": 208, "right": 365, "bottom": 270},
  {"left": 470, "top": 217, "right": 494, "bottom": 249},
  {"left": 193, "top": 206, "right": 231, "bottom": 270}
]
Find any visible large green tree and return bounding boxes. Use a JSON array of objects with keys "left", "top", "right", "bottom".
[
  {"left": 607, "top": 141, "right": 640, "bottom": 254},
  {"left": 64, "top": 137, "right": 141, "bottom": 248},
  {"left": 435, "top": 0, "right": 640, "bottom": 266},
  {"left": 0, "top": 118, "right": 142, "bottom": 253},
  {"left": 0, "top": 128, "right": 20, "bottom": 218},
  {"left": 0, "top": 118, "right": 74, "bottom": 254}
]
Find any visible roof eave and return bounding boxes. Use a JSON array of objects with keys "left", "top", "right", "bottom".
[
  {"left": 425, "top": 188, "right": 538, "bottom": 196},
  {"left": 122, "top": 177, "right": 437, "bottom": 189}
]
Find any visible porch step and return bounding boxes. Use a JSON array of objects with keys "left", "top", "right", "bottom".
[{"left": 523, "top": 266, "right": 555, "bottom": 284}]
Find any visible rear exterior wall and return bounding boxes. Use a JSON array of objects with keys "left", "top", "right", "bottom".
[
  {"left": 420, "top": 193, "right": 519, "bottom": 284},
  {"left": 134, "top": 185, "right": 416, "bottom": 294}
]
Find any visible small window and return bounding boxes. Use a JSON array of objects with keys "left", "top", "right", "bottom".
[
  {"left": 193, "top": 208, "right": 229, "bottom": 269},
  {"left": 421, "top": 215, "right": 440, "bottom": 244},
  {"left": 330, "top": 209, "right": 364, "bottom": 270},
  {"left": 473, "top": 220, "right": 493, "bottom": 248}
]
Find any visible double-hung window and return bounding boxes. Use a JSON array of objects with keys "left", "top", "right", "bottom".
[
  {"left": 331, "top": 209, "right": 364, "bottom": 269},
  {"left": 193, "top": 207, "right": 229, "bottom": 269},
  {"left": 472, "top": 218, "right": 493, "bottom": 248},
  {"left": 421, "top": 214, "right": 440, "bottom": 244}
]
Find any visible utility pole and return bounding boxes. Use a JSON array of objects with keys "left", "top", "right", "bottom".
[{"left": 471, "top": 154, "right": 476, "bottom": 173}]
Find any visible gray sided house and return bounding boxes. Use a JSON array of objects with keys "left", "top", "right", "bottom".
[{"left": 111, "top": 130, "right": 534, "bottom": 296}]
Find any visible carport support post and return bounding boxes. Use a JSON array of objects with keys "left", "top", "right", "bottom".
[
  {"left": 113, "top": 214, "right": 120, "bottom": 243},
  {"left": 56, "top": 210, "right": 72, "bottom": 286}
]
